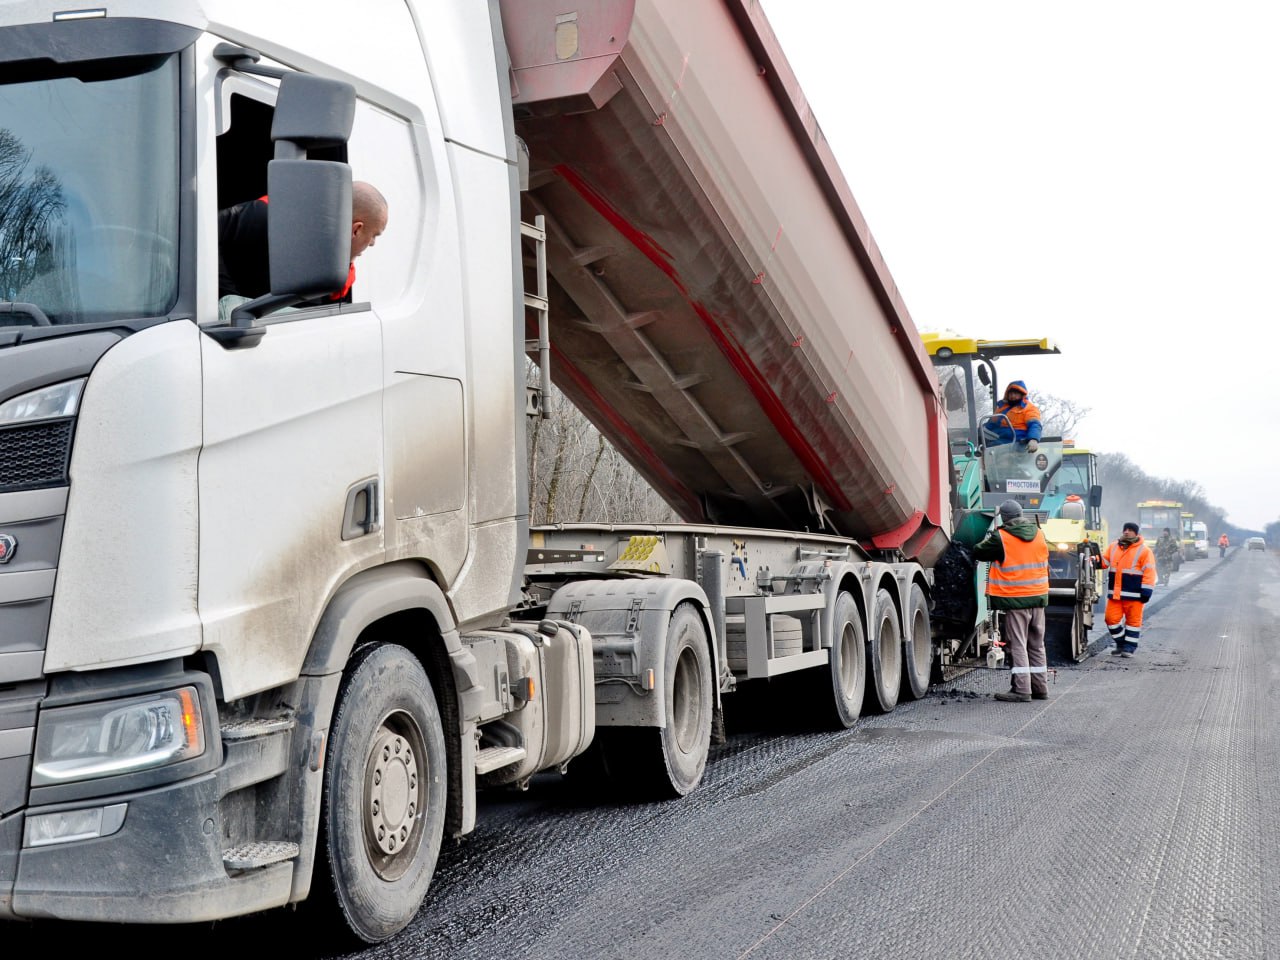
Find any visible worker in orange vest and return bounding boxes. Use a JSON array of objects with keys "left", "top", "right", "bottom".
[
  {"left": 1091, "top": 521, "right": 1157, "bottom": 657},
  {"left": 983, "top": 380, "right": 1043, "bottom": 451},
  {"left": 1218, "top": 533, "right": 1230, "bottom": 558},
  {"left": 973, "top": 499, "right": 1051, "bottom": 702}
]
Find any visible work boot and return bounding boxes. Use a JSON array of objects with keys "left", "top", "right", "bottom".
[
  {"left": 995, "top": 691, "right": 1031, "bottom": 702},
  {"left": 1032, "top": 691, "right": 1050, "bottom": 701},
  {"left": 1110, "top": 647, "right": 1124, "bottom": 656},
  {"left": 1119, "top": 651, "right": 1134, "bottom": 659}
]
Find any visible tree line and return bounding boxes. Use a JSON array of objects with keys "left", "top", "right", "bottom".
[{"left": 525, "top": 379, "right": 1258, "bottom": 546}]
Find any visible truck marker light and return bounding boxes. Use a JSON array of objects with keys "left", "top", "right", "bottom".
[
  {"left": 53, "top": 8, "right": 107, "bottom": 20},
  {"left": 180, "top": 687, "right": 199, "bottom": 743},
  {"left": 513, "top": 677, "right": 535, "bottom": 702},
  {"left": 644, "top": 669, "right": 655, "bottom": 691}
]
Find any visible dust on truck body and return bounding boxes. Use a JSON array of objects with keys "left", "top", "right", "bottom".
[{"left": 0, "top": 0, "right": 950, "bottom": 942}]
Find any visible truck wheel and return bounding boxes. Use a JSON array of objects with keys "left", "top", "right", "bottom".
[
  {"left": 811, "top": 590, "right": 865, "bottom": 729},
  {"left": 316, "top": 643, "right": 447, "bottom": 944},
  {"left": 900, "top": 583, "right": 931, "bottom": 701},
  {"left": 638, "top": 604, "right": 713, "bottom": 797},
  {"left": 866, "top": 589, "right": 901, "bottom": 714}
]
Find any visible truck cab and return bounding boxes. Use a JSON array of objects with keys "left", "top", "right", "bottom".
[
  {"left": 0, "top": 3, "right": 570, "bottom": 940},
  {"left": 1192, "top": 520, "right": 1209, "bottom": 559}
]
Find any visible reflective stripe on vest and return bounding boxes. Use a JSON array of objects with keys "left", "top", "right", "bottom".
[{"left": 989, "top": 529, "right": 1050, "bottom": 598}]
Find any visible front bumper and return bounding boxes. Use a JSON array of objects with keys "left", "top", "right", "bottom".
[{"left": 7, "top": 769, "right": 294, "bottom": 923}]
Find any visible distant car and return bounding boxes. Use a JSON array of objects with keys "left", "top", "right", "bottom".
[{"left": 1247, "top": 537, "right": 1266, "bottom": 551}]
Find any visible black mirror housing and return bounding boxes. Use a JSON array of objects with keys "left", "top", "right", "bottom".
[
  {"left": 1089, "top": 484, "right": 1103, "bottom": 508},
  {"left": 268, "top": 160, "right": 352, "bottom": 297},
  {"left": 271, "top": 72, "right": 355, "bottom": 150}
]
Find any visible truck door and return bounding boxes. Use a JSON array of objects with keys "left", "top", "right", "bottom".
[{"left": 197, "top": 58, "right": 384, "bottom": 699}]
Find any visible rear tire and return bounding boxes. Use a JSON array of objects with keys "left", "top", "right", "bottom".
[
  {"left": 599, "top": 604, "right": 713, "bottom": 799},
  {"left": 866, "top": 588, "right": 901, "bottom": 714},
  {"left": 315, "top": 643, "right": 447, "bottom": 944},
  {"left": 810, "top": 591, "right": 865, "bottom": 728},
  {"left": 901, "top": 583, "right": 931, "bottom": 701}
]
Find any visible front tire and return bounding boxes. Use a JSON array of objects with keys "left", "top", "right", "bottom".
[{"left": 317, "top": 643, "right": 447, "bottom": 944}]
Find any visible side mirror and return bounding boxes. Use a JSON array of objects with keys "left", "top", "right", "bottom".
[
  {"left": 212, "top": 68, "right": 357, "bottom": 347},
  {"left": 269, "top": 73, "right": 356, "bottom": 299},
  {"left": 1089, "top": 484, "right": 1103, "bottom": 508},
  {"left": 268, "top": 161, "right": 352, "bottom": 297},
  {"left": 977, "top": 365, "right": 991, "bottom": 387}
]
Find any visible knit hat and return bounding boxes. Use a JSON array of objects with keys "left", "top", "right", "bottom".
[
  {"left": 1123, "top": 521, "right": 1140, "bottom": 535},
  {"left": 998, "top": 500, "right": 1023, "bottom": 522}
]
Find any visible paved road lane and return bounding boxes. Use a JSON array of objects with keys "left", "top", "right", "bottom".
[{"left": 6, "top": 548, "right": 1275, "bottom": 959}]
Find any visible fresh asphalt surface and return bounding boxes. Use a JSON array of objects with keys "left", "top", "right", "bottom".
[{"left": 8, "top": 547, "right": 1277, "bottom": 958}]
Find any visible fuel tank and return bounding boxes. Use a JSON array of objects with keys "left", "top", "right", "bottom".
[{"left": 500, "top": 0, "right": 950, "bottom": 564}]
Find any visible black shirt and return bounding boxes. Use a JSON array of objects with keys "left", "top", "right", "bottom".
[{"left": 217, "top": 197, "right": 270, "bottom": 299}]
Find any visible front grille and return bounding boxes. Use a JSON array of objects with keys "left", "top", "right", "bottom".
[{"left": 0, "top": 418, "right": 74, "bottom": 491}]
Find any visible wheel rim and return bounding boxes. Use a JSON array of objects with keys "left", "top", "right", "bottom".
[
  {"left": 838, "top": 620, "right": 859, "bottom": 696},
  {"left": 363, "top": 710, "right": 427, "bottom": 881},
  {"left": 671, "top": 644, "right": 703, "bottom": 754}
]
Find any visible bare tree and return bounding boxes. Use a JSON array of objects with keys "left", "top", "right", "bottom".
[
  {"left": 1096, "top": 452, "right": 1228, "bottom": 540},
  {"left": 525, "top": 366, "right": 679, "bottom": 526},
  {"left": 0, "top": 129, "right": 66, "bottom": 301},
  {"left": 1036, "top": 392, "right": 1090, "bottom": 439}
]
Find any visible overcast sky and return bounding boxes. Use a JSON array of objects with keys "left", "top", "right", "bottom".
[{"left": 757, "top": 1, "right": 1276, "bottom": 530}]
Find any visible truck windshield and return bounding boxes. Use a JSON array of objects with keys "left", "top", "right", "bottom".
[
  {"left": 983, "top": 439, "right": 1063, "bottom": 497},
  {"left": 0, "top": 54, "right": 179, "bottom": 326},
  {"left": 1139, "top": 508, "right": 1180, "bottom": 540},
  {"left": 1049, "top": 455, "right": 1090, "bottom": 498}
]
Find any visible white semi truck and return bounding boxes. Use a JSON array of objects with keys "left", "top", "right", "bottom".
[{"left": 0, "top": 0, "right": 957, "bottom": 942}]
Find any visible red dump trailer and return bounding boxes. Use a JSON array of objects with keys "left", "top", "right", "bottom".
[
  {"left": 502, "top": 0, "right": 950, "bottom": 565},
  {"left": 501, "top": 0, "right": 962, "bottom": 803}
]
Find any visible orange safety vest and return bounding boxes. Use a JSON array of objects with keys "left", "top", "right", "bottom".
[
  {"left": 993, "top": 398, "right": 1042, "bottom": 436},
  {"left": 1218, "top": 534, "right": 1229, "bottom": 547},
  {"left": 1100, "top": 540, "right": 1156, "bottom": 601},
  {"left": 988, "top": 528, "right": 1050, "bottom": 598}
]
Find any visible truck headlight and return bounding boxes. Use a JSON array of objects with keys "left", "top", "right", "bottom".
[
  {"left": 32, "top": 687, "right": 204, "bottom": 786},
  {"left": 0, "top": 377, "right": 85, "bottom": 425}
]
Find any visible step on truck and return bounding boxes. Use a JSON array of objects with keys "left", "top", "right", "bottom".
[{"left": 0, "top": 0, "right": 958, "bottom": 942}]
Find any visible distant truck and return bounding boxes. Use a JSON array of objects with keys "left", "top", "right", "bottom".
[
  {"left": 1180, "top": 512, "right": 1198, "bottom": 561},
  {"left": 1191, "top": 521, "right": 1209, "bottom": 558},
  {"left": 1138, "top": 500, "right": 1184, "bottom": 572}
]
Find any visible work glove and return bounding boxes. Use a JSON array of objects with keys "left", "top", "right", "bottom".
[
  {"left": 1140, "top": 586, "right": 1153, "bottom": 604},
  {"left": 1025, "top": 439, "right": 1039, "bottom": 453}
]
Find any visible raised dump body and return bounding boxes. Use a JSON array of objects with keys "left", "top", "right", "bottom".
[{"left": 499, "top": 0, "right": 950, "bottom": 564}]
